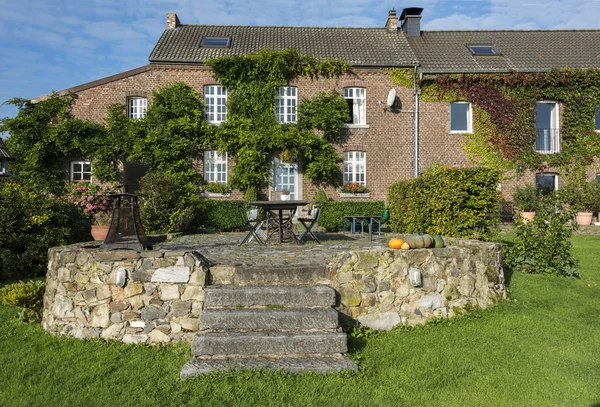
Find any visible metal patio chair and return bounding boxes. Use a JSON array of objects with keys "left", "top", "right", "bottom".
[
  {"left": 297, "top": 204, "right": 321, "bottom": 243},
  {"left": 239, "top": 204, "right": 266, "bottom": 245}
]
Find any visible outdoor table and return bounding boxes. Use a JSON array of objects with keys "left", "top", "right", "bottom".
[{"left": 249, "top": 200, "right": 309, "bottom": 244}]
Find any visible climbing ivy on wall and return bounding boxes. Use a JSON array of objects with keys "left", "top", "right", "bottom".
[
  {"left": 205, "top": 49, "right": 351, "bottom": 193},
  {"left": 390, "top": 68, "right": 600, "bottom": 174}
]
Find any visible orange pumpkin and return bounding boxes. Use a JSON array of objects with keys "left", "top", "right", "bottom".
[{"left": 388, "top": 238, "right": 404, "bottom": 249}]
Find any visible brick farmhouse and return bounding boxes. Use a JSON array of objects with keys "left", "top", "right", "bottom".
[{"left": 34, "top": 8, "right": 600, "bottom": 202}]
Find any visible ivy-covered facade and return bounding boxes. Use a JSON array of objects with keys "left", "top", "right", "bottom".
[{"left": 28, "top": 7, "right": 600, "bottom": 203}]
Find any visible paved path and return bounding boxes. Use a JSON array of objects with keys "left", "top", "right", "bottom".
[{"left": 156, "top": 232, "right": 389, "bottom": 268}]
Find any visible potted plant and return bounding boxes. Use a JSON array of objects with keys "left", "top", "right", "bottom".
[
  {"left": 513, "top": 185, "right": 539, "bottom": 222},
  {"left": 280, "top": 189, "right": 291, "bottom": 200},
  {"left": 201, "top": 181, "right": 232, "bottom": 197},
  {"left": 66, "top": 183, "right": 117, "bottom": 240},
  {"left": 561, "top": 180, "right": 595, "bottom": 226},
  {"left": 340, "top": 183, "right": 370, "bottom": 198}
]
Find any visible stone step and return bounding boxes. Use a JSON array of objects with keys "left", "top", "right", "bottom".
[
  {"left": 209, "top": 265, "right": 330, "bottom": 286},
  {"left": 180, "top": 355, "right": 358, "bottom": 378},
  {"left": 199, "top": 308, "right": 339, "bottom": 331},
  {"left": 204, "top": 285, "right": 336, "bottom": 308},
  {"left": 192, "top": 331, "right": 348, "bottom": 356}
]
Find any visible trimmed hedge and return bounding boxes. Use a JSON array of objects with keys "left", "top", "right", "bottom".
[
  {"left": 318, "top": 201, "right": 386, "bottom": 232},
  {"left": 387, "top": 165, "right": 501, "bottom": 240},
  {"left": 196, "top": 200, "right": 246, "bottom": 232}
]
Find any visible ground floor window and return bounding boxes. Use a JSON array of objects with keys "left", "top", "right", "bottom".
[
  {"left": 536, "top": 173, "right": 558, "bottom": 192},
  {"left": 273, "top": 157, "right": 298, "bottom": 200},
  {"left": 204, "top": 151, "right": 227, "bottom": 183},
  {"left": 71, "top": 161, "right": 92, "bottom": 182},
  {"left": 343, "top": 151, "right": 366, "bottom": 186}
]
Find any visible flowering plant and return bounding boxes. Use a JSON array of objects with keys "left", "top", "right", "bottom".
[
  {"left": 66, "top": 183, "right": 117, "bottom": 225},
  {"left": 201, "top": 181, "right": 231, "bottom": 194},
  {"left": 277, "top": 150, "right": 297, "bottom": 163},
  {"left": 341, "top": 183, "right": 368, "bottom": 193}
]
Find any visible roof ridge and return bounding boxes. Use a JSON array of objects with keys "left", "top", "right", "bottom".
[
  {"left": 420, "top": 29, "right": 600, "bottom": 33},
  {"left": 176, "top": 24, "right": 395, "bottom": 30}
]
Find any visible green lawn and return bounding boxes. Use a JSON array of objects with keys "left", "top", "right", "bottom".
[{"left": 1, "top": 235, "right": 599, "bottom": 407}]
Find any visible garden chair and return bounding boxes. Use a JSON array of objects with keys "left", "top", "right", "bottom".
[
  {"left": 298, "top": 204, "right": 321, "bottom": 243},
  {"left": 239, "top": 204, "right": 266, "bottom": 245}
]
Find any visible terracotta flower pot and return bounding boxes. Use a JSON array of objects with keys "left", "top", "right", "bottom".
[
  {"left": 91, "top": 225, "right": 109, "bottom": 241},
  {"left": 521, "top": 212, "right": 536, "bottom": 222},
  {"left": 575, "top": 212, "right": 593, "bottom": 226}
]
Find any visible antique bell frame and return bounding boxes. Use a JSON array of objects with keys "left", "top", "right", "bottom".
[{"left": 101, "top": 193, "right": 150, "bottom": 251}]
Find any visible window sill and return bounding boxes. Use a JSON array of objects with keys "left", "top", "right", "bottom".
[
  {"left": 343, "top": 124, "right": 370, "bottom": 129},
  {"left": 340, "top": 192, "right": 371, "bottom": 198},
  {"left": 201, "top": 192, "right": 231, "bottom": 198},
  {"left": 449, "top": 130, "right": 472, "bottom": 134}
]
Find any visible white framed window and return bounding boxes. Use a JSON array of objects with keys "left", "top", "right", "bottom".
[
  {"left": 343, "top": 87, "right": 366, "bottom": 125},
  {"left": 450, "top": 102, "right": 472, "bottom": 133},
  {"left": 595, "top": 106, "right": 600, "bottom": 132},
  {"left": 204, "top": 85, "right": 227, "bottom": 124},
  {"left": 276, "top": 87, "right": 297, "bottom": 123},
  {"left": 128, "top": 97, "right": 147, "bottom": 119},
  {"left": 343, "top": 151, "right": 366, "bottom": 185},
  {"left": 204, "top": 151, "right": 227, "bottom": 183},
  {"left": 536, "top": 173, "right": 558, "bottom": 192},
  {"left": 71, "top": 161, "right": 92, "bottom": 182},
  {"left": 536, "top": 101, "right": 560, "bottom": 153}
]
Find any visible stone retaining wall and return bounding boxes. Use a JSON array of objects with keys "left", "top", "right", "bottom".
[
  {"left": 330, "top": 238, "right": 505, "bottom": 330},
  {"left": 43, "top": 244, "right": 207, "bottom": 344}
]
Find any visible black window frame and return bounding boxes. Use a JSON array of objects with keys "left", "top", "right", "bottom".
[
  {"left": 201, "top": 36, "right": 231, "bottom": 48},
  {"left": 467, "top": 44, "right": 501, "bottom": 56}
]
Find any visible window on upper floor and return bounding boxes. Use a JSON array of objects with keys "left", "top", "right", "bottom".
[
  {"left": 450, "top": 102, "right": 472, "bottom": 133},
  {"left": 536, "top": 173, "right": 558, "bottom": 192},
  {"left": 536, "top": 101, "right": 560, "bottom": 153},
  {"left": 71, "top": 161, "right": 92, "bottom": 182},
  {"left": 276, "top": 87, "right": 297, "bottom": 123},
  {"left": 595, "top": 106, "right": 600, "bottom": 132},
  {"left": 204, "top": 85, "right": 227, "bottom": 124},
  {"left": 204, "top": 150, "right": 227, "bottom": 183},
  {"left": 128, "top": 97, "right": 147, "bottom": 119},
  {"left": 343, "top": 151, "right": 366, "bottom": 186},
  {"left": 343, "top": 87, "right": 366, "bottom": 125}
]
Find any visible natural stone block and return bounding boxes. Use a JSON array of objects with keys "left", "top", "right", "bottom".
[
  {"left": 378, "top": 280, "right": 391, "bottom": 292},
  {"left": 151, "top": 266, "right": 190, "bottom": 283},
  {"left": 443, "top": 284, "right": 459, "bottom": 301},
  {"left": 129, "top": 295, "right": 144, "bottom": 310},
  {"left": 171, "top": 301, "right": 191, "bottom": 317},
  {"left": 355, "top": 252, "right": 378, "bottom": 272},
  {"left": 124, "top": 282, "right": 143, "bottom": 298},
  {"left": 180, "top": 318, "right": 199, "bottom": 331},
  {"left": 110, "top": 312, "right": 123, "bottom": 324},
  {"left": 95, "top": 251, "right": 141, "bottom": 262},
  {"left": 338, "top": 286, "right": 361, "bottom": 307},
  {"left": 418, "top": 293, "right": 443, "bottom": 311},
  {"left": 209, "top": 266, "right": 235, "bottom": 285},
  {"left": 53, "top": 295, "right": 73, "bottom": 318},
  {"left": 75, "top": 252, "right": 93, "bottom": 267},
  {"left": 159, "top": 284, "right": 181, "bottom": 301},
  {"left": 130, "top": 269, "right": 153, "bottom": 283},
  {"left": 122, "top": 334, "right": 148, "bottom": 344},
  {"left": 148, "top": 329, "right": 171, "bottom": 343},
  {"left": 109, "top": 300, "right": 129, "bottom": 313},
  {"left": 458, "top": 276, "right": 475, "bottom": 296},
  {"left": 100, "top": 323, "right": 124, "bottom": 340},
  {"left": 170, "top": 322, "right": 182, "bottom": 333},
  {"left": 111, "top": 286, "right": 124, "bottom": 301},
  {"left": 357, "top": 276, "right": 377, "bottom": 293},
  {"left": 181, "top": 286, "right": 203, "bottom": 301},
  {"left": 141, "top": 306, "right": 167, "bottom": 322},
  {"left": 58, "top": 267, "right": 71, "bottom": 283},
  {"left": 96, "top": 285, "right": 112, "bottom": 301},
  {"left": 378, "top": 291, "right": 396, "bottom": 309},
  {"left": 422, "top": 276, "right": 437, "bottom": 292},
  {"left": 189, "top": 270, "right": 206, "bottom": 287},
  {"left": 90, "top": 304, "right": 110, "bottom": 328},
  {"left": 130, "top": 320, "right": 145, "bottom": 328},
  {"left": 75, "top": 273, "right": 89, "bottom": 284},
  {"left": 122, "top": 311, "right": 140, "bottom": 321},
  {"left": 358, "top": 311, "right": 401, "bottom": 331}
]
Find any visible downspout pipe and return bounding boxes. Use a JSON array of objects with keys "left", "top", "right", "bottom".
[{"left": 414, "top": 66, "right": 421, "bottom": 178}]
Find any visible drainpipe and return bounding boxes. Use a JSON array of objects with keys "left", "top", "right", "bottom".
[{"left": 414, "top": 66, "right": 421, "bottom": 178}]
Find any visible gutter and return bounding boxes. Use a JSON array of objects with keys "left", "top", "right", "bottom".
[{"left": 413, "top": 65, "right": 421, "bottom": 178}]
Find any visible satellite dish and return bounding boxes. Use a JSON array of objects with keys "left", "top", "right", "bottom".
[{"left": 387, "top": 88, "right": 396, "bottom": 107}]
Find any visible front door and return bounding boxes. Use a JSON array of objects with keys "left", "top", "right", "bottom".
[{"left": 274, "top": 159, "right": 298, "bottom": 200}]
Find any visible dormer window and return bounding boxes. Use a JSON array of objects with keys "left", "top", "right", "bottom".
[
  {"left": 467, "top": 45, "right": 500, "bottom": 56},
  {"left": 201, "top": 36, "right": 231, "bottom": 48}
]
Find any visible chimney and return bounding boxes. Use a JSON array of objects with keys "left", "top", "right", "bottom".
[
  {"left": 167, "top": 13, "right": 181, "bottom": 30},
  {"left": 385, "top": 8, "right": 398, "bottom": 31},
  {"left": 400, "top": 7, "right": 423, "bottom": 37}
]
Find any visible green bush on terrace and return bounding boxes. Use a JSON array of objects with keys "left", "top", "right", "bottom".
[{"left": 387, "top": 165, "right": 501, "bottom": 240}]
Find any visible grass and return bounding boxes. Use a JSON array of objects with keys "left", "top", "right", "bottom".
[{"left": 1, "top": 235, "right": 600, "bottom": 406}]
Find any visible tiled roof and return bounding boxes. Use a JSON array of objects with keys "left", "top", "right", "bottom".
[
  {"left": 0, "top": 139, "right": 14, "bottom": 160},
  {"left": 408, "top": 30, "right": 600, "bottom": 73},
  {"left": 149, "top": 25, "right": 419, "bottom": 66}
]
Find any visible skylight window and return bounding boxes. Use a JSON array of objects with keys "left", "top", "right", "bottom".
[
  {"left": 201, "top": 36, "right": 231, "bottom": 48},
  {"left": 467, "top": 45, "right": 500, "bottom": 56}
]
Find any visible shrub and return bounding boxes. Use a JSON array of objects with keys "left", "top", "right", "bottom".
[
  {"left": 505, "top": 192, "right": 579, "bottom": 277},
  {"left": 387, "top": 165, "right": 501, "bottom": 240},
  {"left": 513, "top": 185, "right": 540, "bottom": 212},
  {"left": 318, "top": 201, "right": 386, "bottom": 232},
  {"left": 0, "top": 182, "right": 90, "bottom": 280},
  {"left": 196, "top": 200, "right": 246, "bottom": 232},
  {"left": 314, "top": 188, "right": 328, "bottom": 204},
  {"left": 0, "top": 280, "right": 46, "bottom": 322}
]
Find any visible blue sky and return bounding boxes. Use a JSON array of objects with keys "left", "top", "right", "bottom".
[{"left": 1, "top": 0, "right": 600, "bottom": 124}]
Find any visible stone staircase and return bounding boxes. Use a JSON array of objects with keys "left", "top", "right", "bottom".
[{"left": 180, "top": 266, "right": 357, "bottom": 378}]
